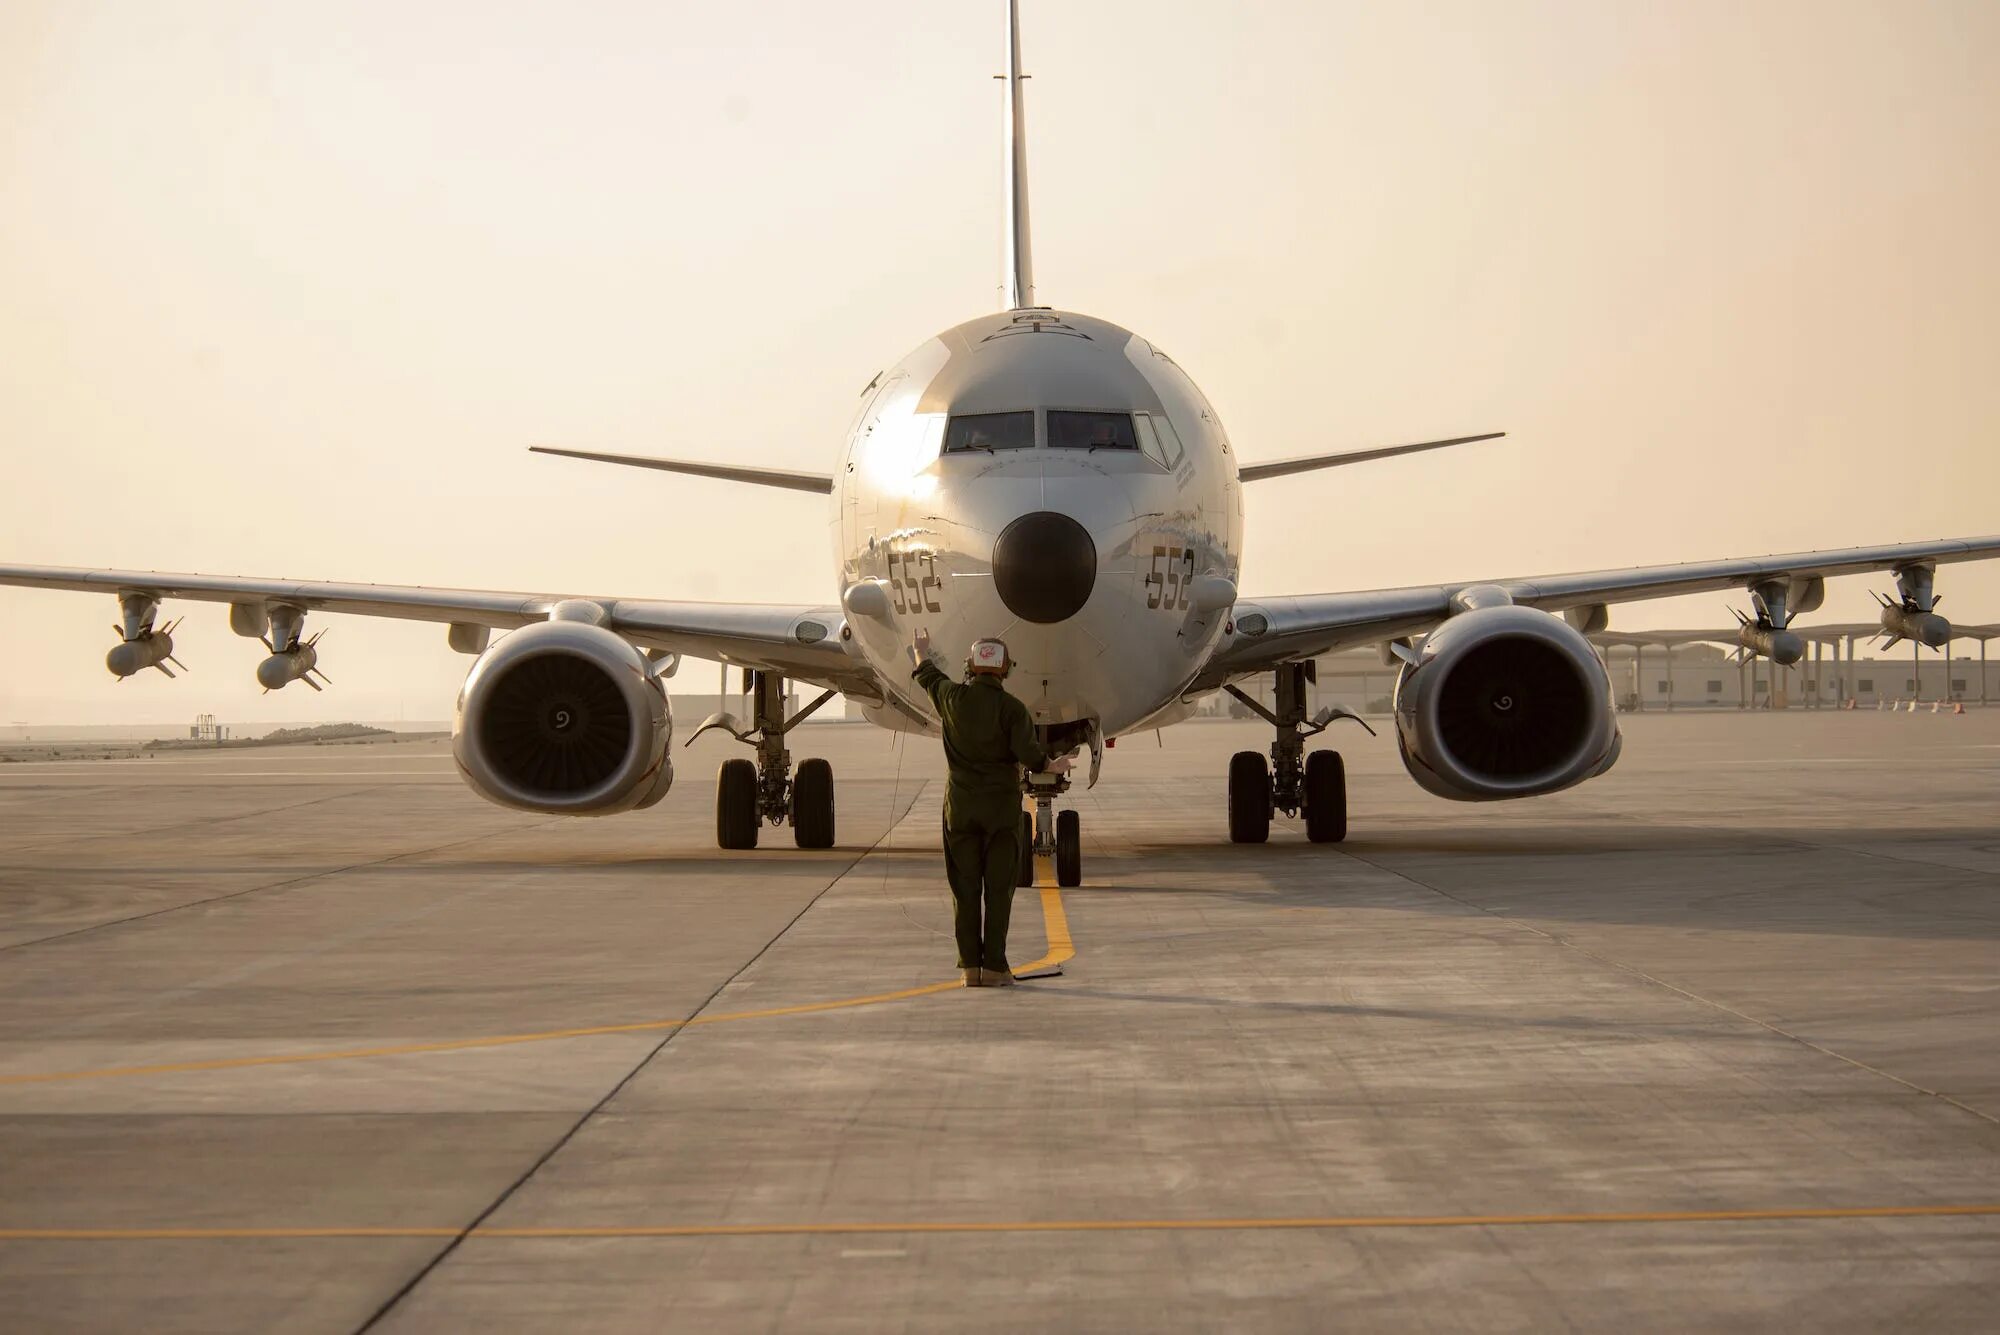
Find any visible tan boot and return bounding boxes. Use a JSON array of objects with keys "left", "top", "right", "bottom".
[
  {"left": 982, "top": 967, "right": 1016, "bottom": 988},
  {"left": 962, "top": 967, "right": 984, "bottom": 987}
]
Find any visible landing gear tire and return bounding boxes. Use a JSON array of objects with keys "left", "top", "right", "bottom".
[
  {"left": 716, "top": 758, "right": 760, "bottom": 850},
  {"left": 1055, "top": 808, "right": 1082, "bottom": 887},
  {"left": 1228, "top": 750, "right": 1271, "bottom": 844},
  {"left": 791, "top": 757, "right": 835, "bottom": 849},
  {"left": 1303, "top": 750, "right": 1347, "bottom": 844},
  {"left": 1016, "top": 811, "right": 1035, "bottom": 886}
]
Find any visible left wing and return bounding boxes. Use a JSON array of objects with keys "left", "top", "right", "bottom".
[
  {"left": 0, "top": 564, "right": 882, "bottom": 700},
  {"left": 1201, "top": 534, "right": 2000, "bottom": 681}
]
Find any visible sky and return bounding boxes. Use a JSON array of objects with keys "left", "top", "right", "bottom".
[{"left": 2, "top": 0, "right": 1996, "bottom": 725}]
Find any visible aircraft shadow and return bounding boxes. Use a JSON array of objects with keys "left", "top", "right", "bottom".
[
  {"left": 1092, "top": 822, "right": 2000, "bottom": 942},
  {"left": 1041, "top": 984, "right": 1786, "bottom": 1043}
]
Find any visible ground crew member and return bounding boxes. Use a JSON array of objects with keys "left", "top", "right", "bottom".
[{"left": 910, "top": 629, "right": 1069, "bottom": 987}]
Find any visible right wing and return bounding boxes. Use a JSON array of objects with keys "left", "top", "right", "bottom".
[
  {"left": 0, "top": 563, "right": 883, "bottom": 701},
  {"left": 1201, "top": 534, "right": 2000, "bottom": 683},
  {"left": 528, "top": 446, "right": 834, "bottom": 494}
]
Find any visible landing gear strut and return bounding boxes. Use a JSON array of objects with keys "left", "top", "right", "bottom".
[
  {"left": 1020, "top": 721, "right": 1090, "bottom": 887},
  {"left": 1223, "top": 661, "right": 1373, "bottom": 845},
  {"left": 1025, "top": 770, "right": 1082, "bottom": 887},
  {"left": 693, "top": 669, "right": 838, "bottom": 850}
]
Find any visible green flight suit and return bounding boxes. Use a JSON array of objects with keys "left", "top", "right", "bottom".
[{"left": 913, "top": 660, "right": 1049, "bottom": 972}]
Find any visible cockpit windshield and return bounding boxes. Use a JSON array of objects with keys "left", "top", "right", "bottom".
[
  {"left": 1048, "top": 410, "right": 1138, "bottom": 451},
  {"left": 943, "top": 411, "right": 1035, "bottom": 452}
]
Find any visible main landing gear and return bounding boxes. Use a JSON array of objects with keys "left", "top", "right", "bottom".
[
  {"left": 693, "top": 669, "right": 838, "bottom": 850},
  {"left": 1223, "top": 660, "right": 1374, "bottom": 845}
]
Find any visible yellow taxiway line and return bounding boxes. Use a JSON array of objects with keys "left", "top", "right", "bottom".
[
  {"left": 0, "top": 862, "right": 1075, "bottom": 1088},
  {"left": 1020, "top": 880, "right": 1074, "bottom": 972},
  {"left": 2, "top": 1203, "right": 1997, "bottom": 1242}
]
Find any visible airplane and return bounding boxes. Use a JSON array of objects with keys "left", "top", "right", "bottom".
[{"left": 4, "top": 0, "right": 1997, "bottom": 889}]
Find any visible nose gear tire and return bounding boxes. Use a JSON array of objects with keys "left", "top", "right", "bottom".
[
  {"left": 1303, "top": 750, "right": 1347, "bottom": 844},
  {"left": 1227, "top": 750, "right": 1272, "bottom": 844},
  {"left": 716, "top": 758, "right": 760, "bottom": 849},
  {"left": 791, "top": 757, "right": 836, "bottom": 848},
  {"left": 1017, "top": 811, "right": 1035, "bottom": 886},
  {"left": 1055, "top": 808, "right": 1082, "bottom": 887}
]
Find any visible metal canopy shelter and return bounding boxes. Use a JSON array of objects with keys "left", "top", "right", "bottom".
[{"left": 1590, "top": 623, "right": 2000, "bottom": 710}]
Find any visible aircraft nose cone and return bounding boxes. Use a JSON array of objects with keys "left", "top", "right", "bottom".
[{"left": 992, "top": 511, "right": 1097, "bottom": 624}]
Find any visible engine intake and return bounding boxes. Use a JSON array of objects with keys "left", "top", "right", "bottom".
[
  {"left": 453, "top": 621, "right": 672, "bottom": 815},
  {"left": 1394, "top": 605, "right": 1619, "bottom": 801}
]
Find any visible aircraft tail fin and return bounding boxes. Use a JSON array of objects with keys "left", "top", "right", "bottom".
[{"left": 1000, "top": 0, "right": 1034, "bottom": 310}]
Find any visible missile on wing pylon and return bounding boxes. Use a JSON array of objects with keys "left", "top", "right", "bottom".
[
  {"left": 256, "top": 630, "right": 329, "bottom": 692},
  {"left": 107, "top": 628, "right": 177, "bottom": 678},
  {"left": 1728, "top": 606, "right": 1803, "bottom": 665},
  {"left": 1735, "top": 620, "right": 1804, "bottom": 666},
  {"left": 105, "top": 616, "right": 186, "bottom": 679},
  {"left": 1876, "top": 599, "right": 1950, "bottom": 650},
  {"left": 1873, "top": 567, "right": 1950, "bottom": 649}
]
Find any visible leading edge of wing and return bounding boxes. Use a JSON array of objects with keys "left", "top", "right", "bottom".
[
  {"left": 1235, "top": 432, "right": 1504, "bottom": 483},
  {"left": 0, "top": 563, "right": 873, "bottom": 693},
  {"left": 1494, "top": 534, "right": 2000, "bottom": 609},
  {"left": 0, "top": 564, "right": 551, "bottom": 625},
  {"left": 529, "top": 446, "right": 835, "bottom": 494}
]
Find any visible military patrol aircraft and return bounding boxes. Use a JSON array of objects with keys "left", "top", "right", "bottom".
[{"left": 5, "top": 1, "right": 1996, "bottom": 887}]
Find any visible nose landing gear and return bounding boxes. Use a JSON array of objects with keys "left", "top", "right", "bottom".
[
  {"left": 691, "top": 669, "right": 839, "bottom": 849},
  {"left": 1223, "top": 661, "right": 1373, "bottom": 844},
  {"left": 1024, "top": 772, "right": 1082, "bottom": 886}
]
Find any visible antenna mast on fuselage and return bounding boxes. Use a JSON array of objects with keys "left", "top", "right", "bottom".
[{"left": 1000, "top": 0, "right": 1035, "bottom": 310}]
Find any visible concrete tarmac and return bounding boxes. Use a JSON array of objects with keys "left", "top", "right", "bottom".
[{"left": 1, "top": 711, "right": 1996, "bottom": 1331}]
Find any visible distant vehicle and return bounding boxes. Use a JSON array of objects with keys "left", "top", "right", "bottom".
[{"left": 4, "top": 1, "right": 1993, "bottom": 886}]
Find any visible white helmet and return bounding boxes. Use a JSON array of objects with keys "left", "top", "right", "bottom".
[{"left": 967, "top": 638, "right": 1011, "bottom": 677}]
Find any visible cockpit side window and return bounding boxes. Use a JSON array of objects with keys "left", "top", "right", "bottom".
[
  {"left": 1134, "top": 414, "right": 1168, "bottom": 468},
  {"left": 1048, "top": 410, "right": 1138, "bottom": 451},
  {"left": 1138, "top": 412, "right": 1185, "bottom": 468},
  {"left": 943, "top": 411, "right": 1036, "bottom": 453}
]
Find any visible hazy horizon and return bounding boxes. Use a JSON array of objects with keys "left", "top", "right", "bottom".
[{"left": 4, "top": 0, "right": 1996, "bottom": 725}]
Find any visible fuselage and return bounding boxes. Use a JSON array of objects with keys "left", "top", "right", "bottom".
[{"left": 834, "top": 308, "right": 1244, "bottom": 741}]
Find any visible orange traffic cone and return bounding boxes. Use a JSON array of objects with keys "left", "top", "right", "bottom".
[{"left": 1953, "top": 701, "right": 1966, "bottom": 715}]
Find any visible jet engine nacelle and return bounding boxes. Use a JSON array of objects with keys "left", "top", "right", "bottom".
[
  {"left": 452, "top": 620, "right": 673, "bottom": 815},
  {"left": 1394, "top": 605, "right": 1620, "bottom": 802}
]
